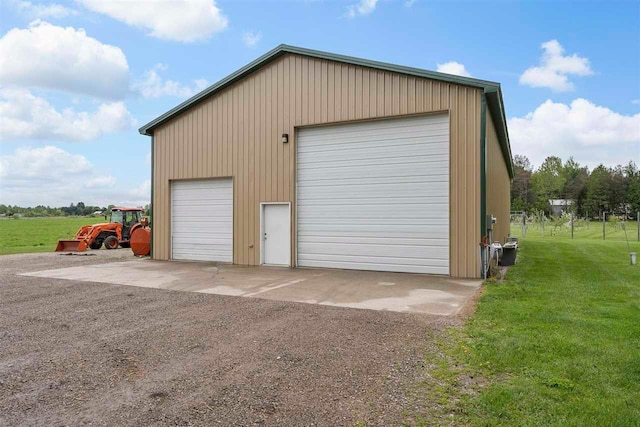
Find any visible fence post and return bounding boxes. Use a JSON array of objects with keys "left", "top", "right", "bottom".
[
  {"left": 637, "top": 211, "right": 639, "bottom": 242},
  {"left": 571, "top": 213, "right": 574, "bottom": 239},
  {"left": 603, "top": 211, "right": 606, "bottom": 240},
  {"left": 541, "top": 211, "right": 545, "bottom": 237}
]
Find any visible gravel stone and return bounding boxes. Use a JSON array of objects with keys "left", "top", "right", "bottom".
[{"left": 0, "top": 250, "right": 456, "bottom": 426}]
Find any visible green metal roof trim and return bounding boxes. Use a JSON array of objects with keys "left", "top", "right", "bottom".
[{"left": 139, "top": 44, "right": 513, "bottom": 177}]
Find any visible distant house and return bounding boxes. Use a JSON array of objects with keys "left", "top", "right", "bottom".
[
  {"left": 91, "top": 210, "right": 105, "bottom": 216},
  {"left": 549, "top": 199, "right": 573, "bottom": 216}
]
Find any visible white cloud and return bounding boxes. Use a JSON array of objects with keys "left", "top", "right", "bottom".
[
  {"left": 0, "top": 20, "right": 129, "bottom": 99},
  {"left": 77, "top": 0, "right": 228, "bottom": 42},
  {"left": 508, "top": 98, "right": 640, "bottom": 169},
  {"left": 0, "top": 146, "right": 111, "bottom": 206},
  {"left": 132, "top": 64, "right": 209, "bottom": 99},
  {"left": 10, "top": 0, "right": 77, "bottom": 18},
  {"left": 632, "top": 99, "right": 640, "bottom": 105},
  {"left": 519, "top": 40, "right": 593, "bottom": 92},
  {"left": 242, "top": 31, "right": 262, "bottom": 47},
  {"left": 347, "top": 0, "right": 378, "bottom": 17},
  {"left": 128, "top": 179, "right": 151, "bottom": 200},
  {"left": 436, "top": 61, "right": 472, "bottom": 77},
  {"left": 0, "top": 146, "right": 150, "bottom": 207},
  {"left": 0, "top": 88, "right": 136, "bottom": 142}
]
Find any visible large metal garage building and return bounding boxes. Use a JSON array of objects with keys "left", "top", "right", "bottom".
[{"left": 140, "top": 45, "right": 513, "bottom": 279}]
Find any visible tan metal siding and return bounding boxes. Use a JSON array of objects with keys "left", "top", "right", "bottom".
[
  {"left": 486, "top": 112, "right": 511, "bottom": 244},
  {"left": 153, "top": 53, "right": 483, "bottom": 278}
]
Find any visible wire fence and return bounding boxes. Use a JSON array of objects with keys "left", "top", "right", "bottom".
[{"left": 510, "top": 211, "right": 640, "bottom": 242}]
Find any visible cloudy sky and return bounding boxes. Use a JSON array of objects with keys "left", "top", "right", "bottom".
[{"left": 0, "top": 0, "right": 638, "bottom": 207}]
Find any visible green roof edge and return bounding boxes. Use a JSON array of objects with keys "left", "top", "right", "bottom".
[{"left": 138, "top": 43, "right": 513, "bottom": 177}]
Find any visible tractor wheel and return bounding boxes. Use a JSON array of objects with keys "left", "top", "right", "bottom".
[
  {"left": 89, "top": 240, "right": 103, "bottom": 250},
  {"left": 104, "top": 236, "right": 119, "bottom": 250}
]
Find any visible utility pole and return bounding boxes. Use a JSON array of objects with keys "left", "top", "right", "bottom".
[
  {"left": 603, "top": 211, "right": 606, "bottom": 240},
  {"left": 637, "top": 211, "right": 639, "bottom": 242}
]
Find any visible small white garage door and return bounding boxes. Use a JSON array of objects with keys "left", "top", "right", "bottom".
[
  {"left": 171, "top": 179, "right": 233, "bottom": 262},
  {"left": 297, "top": 114, "right": 449, "bottom": 274}
]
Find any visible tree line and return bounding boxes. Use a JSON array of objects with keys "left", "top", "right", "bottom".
[
  {"left": 511, "top": 156, "right": 640, "bottom": 217},
  {"left": 0, "top": 202, "right": 151, "bottom": 218}
]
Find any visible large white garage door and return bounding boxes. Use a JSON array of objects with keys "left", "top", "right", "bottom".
[
  {"left": 297, "top": 114, "right": 449, "bottom": 274},
  {"left": 171, "top": 179, "right": 233, "bottom": 262}
]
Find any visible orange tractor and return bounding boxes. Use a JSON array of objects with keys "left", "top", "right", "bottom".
[{"left": 55, "top": 207, "right": 150, "bottom": 255}]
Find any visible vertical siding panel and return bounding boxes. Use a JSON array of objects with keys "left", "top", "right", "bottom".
[
  {"left": 315, "top": 60, "right": 322, "bottom": 123},
  {"left": 362, "top": 68, "right": 370, "bottom": 118},
  {"left": 426, "top": 80, "right": 433, "bottom": 111},
  {"left": 376, "top": 71, "right": 384, "bottom": 117},
  {"left": 393, "top": 74, "right": 400, "bottom": 115},
  {"left": 296, "top": 56, "right": 302, "bottom": 125},
  {"left": 265, "top": 67, "right": 272, "bottom": 201},
  {"left": 241, "top": 82, "right": 247, "bottom": 264},
  {"left": 277, "top": 58, "right": 284, "bottom": 200},
  {"left": 327, "top": 62, "right": 335, "bottom": 122},
  {"left": 320, "top": 61, "right": 328, "bottom": 123},
  {"left": 307, "top": 57, "right": 314, "bottom": 123},
  {"left": 348, "top": 65, "right": 356, "bottom": 120},
  {"left": 248, "top": 75, "right": 256, "bottom": 264},
  {"left": 301, "top": 57, "right": 308, "bottom": 124},
  {"left": 197, "top": 105, "right": 203, "bottom": 177},
  {"left": 341, "top": 65, "right": 349, "bottom": 120},
  {"left": 355, "top": 67, "right": 362, "bottom": 119},
  {"left": 407, "top": 77, "right": 415, "bottom": 114},
  {"left": 370, "top": 70, "right": 376, "bottom": 116},
  {"left": 272, "top": 62, "right": 279, "bottom": 201},
  {"left": 334, "top": 63, "right": 342, "bottom": 120}
]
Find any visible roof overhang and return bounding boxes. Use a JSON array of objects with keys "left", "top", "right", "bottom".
[{"left": 139, "top": 44, "right": 513, "bottom": 177}]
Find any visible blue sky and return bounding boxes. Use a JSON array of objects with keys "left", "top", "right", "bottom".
[{"left": 0, "top": 0, "right": 638, "bottom": 207}]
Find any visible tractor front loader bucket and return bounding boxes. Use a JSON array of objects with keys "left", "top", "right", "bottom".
[{"left": 55, "top": 239, "right": 88, "bottom": 252}]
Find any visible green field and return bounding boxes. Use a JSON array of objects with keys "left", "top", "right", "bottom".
[
  {"left": 0, "top": 217, "right": 105, "bottom": 255},
  {"left": 511, "top": 219, "right": 639, "bottom": 242},
  {"left": 421, "top": 227, "right": 640, "bottom": 426}
]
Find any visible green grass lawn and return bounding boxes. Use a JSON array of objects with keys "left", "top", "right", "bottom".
[
  {"left": 0, "top": 217, "right": 105, "bottom": 255},
  {"left": 423, "top": 228, "right": 640, "bottom": 426}
]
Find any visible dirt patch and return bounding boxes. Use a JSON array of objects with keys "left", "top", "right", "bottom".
[{"left": 0, "top": 251, "right": 457, "bottom": 425}]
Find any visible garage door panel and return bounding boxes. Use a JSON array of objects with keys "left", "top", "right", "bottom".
[
  {"left": 297, "top": 257, "right": 450, "bottom": 275},
  {"left": 299, "top": 164, "right": 448, "bottom": 181},
  {"left": 297, "top": 114, "right": 449, "bottom": 275},
  {"left": 300, "top": 242, "right": 447, "bottom": 259},
  {"left": 299, "top": 223, "right": 448, "bottom": 236},
  {"left": 298, "top": 123, "right": 448, "bottom": 146},
  {"left": 298, "top": 185, "right": 448, "bottom": 199},
  {"left": 300, "top": 141, "right": 444, "bottom": 167},
  {"left": 171, "top": 179, "right": 233, "bottom": 262}
]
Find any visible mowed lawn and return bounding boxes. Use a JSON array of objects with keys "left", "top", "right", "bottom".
[
  {"left": 0, "top": 217, "right": 104, "bottom": 255},
  {"left": 431, "top": 227, "right": 640, "bottom": 426}
]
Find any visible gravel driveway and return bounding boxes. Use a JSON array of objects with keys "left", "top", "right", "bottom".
[{"left": 0, "top": 251, "right": 456, "bottom": 426}]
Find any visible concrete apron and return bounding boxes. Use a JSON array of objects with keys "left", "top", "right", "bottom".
[{"left": 21, "top": 260, "right": 482, "bottom": 316}]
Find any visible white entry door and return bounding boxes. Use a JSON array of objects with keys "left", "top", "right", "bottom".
[{"left": 262, "top": 203, "right": 290, "bottom": 266}]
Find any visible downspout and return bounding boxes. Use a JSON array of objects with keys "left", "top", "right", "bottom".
[
  {"left": 480, "top": 93, "right": 487, "bottom": 279},
  {"left": 150, "top": 134, "right": 154, "bottom": 258}
]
